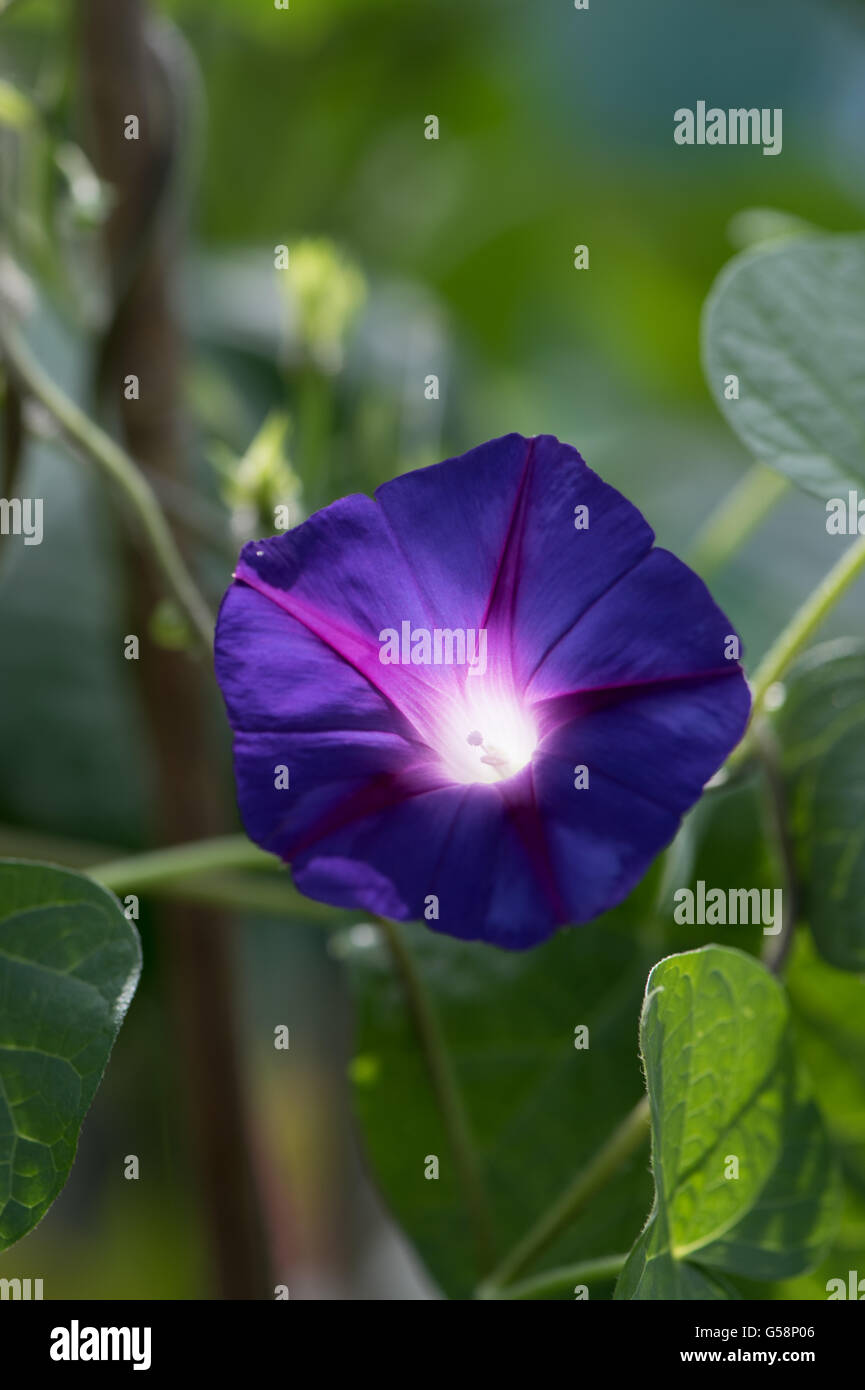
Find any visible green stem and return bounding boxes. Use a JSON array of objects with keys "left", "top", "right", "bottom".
[
  {"left": 478, "top": 1252, "right": 628, "bottom": 1301},
  {"left": 0, "top": 825, "right": 340, "bottom": 922},
  {"left": 87, "top": 834, "right": 273, "bottom": 891},
  {"left": 688, "top": 464, "right": 789, "bottom": 579},
  {"left": 749, "top": 530, "right": 865, "bottom": 713},
  {"left": 0, "top": 315, "right": 215, "bottom": 651},
  {"left": 375, "top": 915, "right": 495, "bottom": 1275},
  {"left": 477, "top": 1094, "right": 650, "bottom": 1297},
  {"left": 730, "top": 529, "right": 865, "bottom": 769},
  {"left": 103, "top": 867, "right": 337, "bottom": 922},
  {"left": 0, "top": 823, "right": 119, "bottom": 868},
  {"left": 89, "top": 843, "right": 342, "bottom": 920},
  {"left": 755, "top": 720, "right": 798, "bottom": 977}
]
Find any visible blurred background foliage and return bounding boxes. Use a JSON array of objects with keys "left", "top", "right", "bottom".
[{"left": 1, "top": 0, "right": 865, "bottom": 1298}]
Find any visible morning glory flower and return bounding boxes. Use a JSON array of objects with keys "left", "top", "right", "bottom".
[{"left": 215, "top": 433, "right": 750, "bottom": 949}]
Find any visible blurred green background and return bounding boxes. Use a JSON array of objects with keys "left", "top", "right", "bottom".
[{"left": 1, "top": 0, "right": 865, "bottom": 1298}]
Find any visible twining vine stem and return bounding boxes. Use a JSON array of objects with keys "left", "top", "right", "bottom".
[
  {"left": 374, "top": 915, "right": 496, "bottom": 1276},
  {"left": 480, "top": 1252, "right": 629, "bottom": 1301},
  {"left": 754, "top": 720, "right": 800, "bottom": 977},
  {"left": 732, "top": 528, "right": 865, "bottom": 765},
  {"left": 476, "top": 1094, "right": 651, "bottom": 1298},
  {"left": 687, "top": 463, "right": 789, "bottom": 580},
  {"left": 0, "top": 315, "right": 215, "bottom": 652}
]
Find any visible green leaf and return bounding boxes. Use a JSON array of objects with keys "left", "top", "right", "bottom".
[
  {"left": 702, "top": 234, "right": 865, "bottom": 499},
  {"left": 775, "top": 639, "right": 865, "bottom": 971},
  {"left": 746, "top": 933, "right": 865, "bottom": 1298},
  {"left": 616, "top": 946, "right": 840, "bottom": 1299},
  {"left": 787, "top": 932, "right": 865, "bottom": 1190},
  {"left": 342, "top": 901, "right": 660, "bottom": 1300},
  {"left": 0, "top": 861, "right": 141, "bottom": 1251}
]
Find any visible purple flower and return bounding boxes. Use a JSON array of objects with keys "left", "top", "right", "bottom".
[{"left": 215, "top": 434, "right": 750, "bottom": 949}]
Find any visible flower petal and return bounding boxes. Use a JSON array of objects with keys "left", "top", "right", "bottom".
[
  {"left": 529, "top": 671, "right": 751, "bottom": 921},
  {"left": 290, "top": 780, "right": 561, "bottom": 949},
  {"left": 374, "top": 433, "right": 655, "bottom": 692},
  {"left": 229, "top": 497, "right": 471, "bottom": 748},
  {"left": 229, "top": 728, "right": 444, "bottom": 861},
  {"left": 216, "top": 579, "right": 420, "bottom": 738},
  {"left": 526, "top": 548, "right": 743, "bottom": 707}
]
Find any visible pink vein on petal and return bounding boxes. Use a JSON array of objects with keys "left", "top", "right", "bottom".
[
  {"left": 479, "top": 435, "right": 537, "bottom": 681},
  {"left": 234, "top": 559, "right": 458, "bottom": 750}
]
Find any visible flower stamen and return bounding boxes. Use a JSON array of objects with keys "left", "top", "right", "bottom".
[{"left": 467, "top": 729, "right": 517, "bottom": 780}]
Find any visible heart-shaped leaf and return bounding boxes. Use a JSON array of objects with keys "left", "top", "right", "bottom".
[
  {"left": 702, "top": 234, "right": 865, "bottom": 499},
  {"left": 0, "top": 861, "right": 141, "bottom": 1250},
  {"left": 775, "top": 639, "right": 865, "bottom": 971},
  {"left": 616, "top": 945, "right": 840, "bottom": 1299}
]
